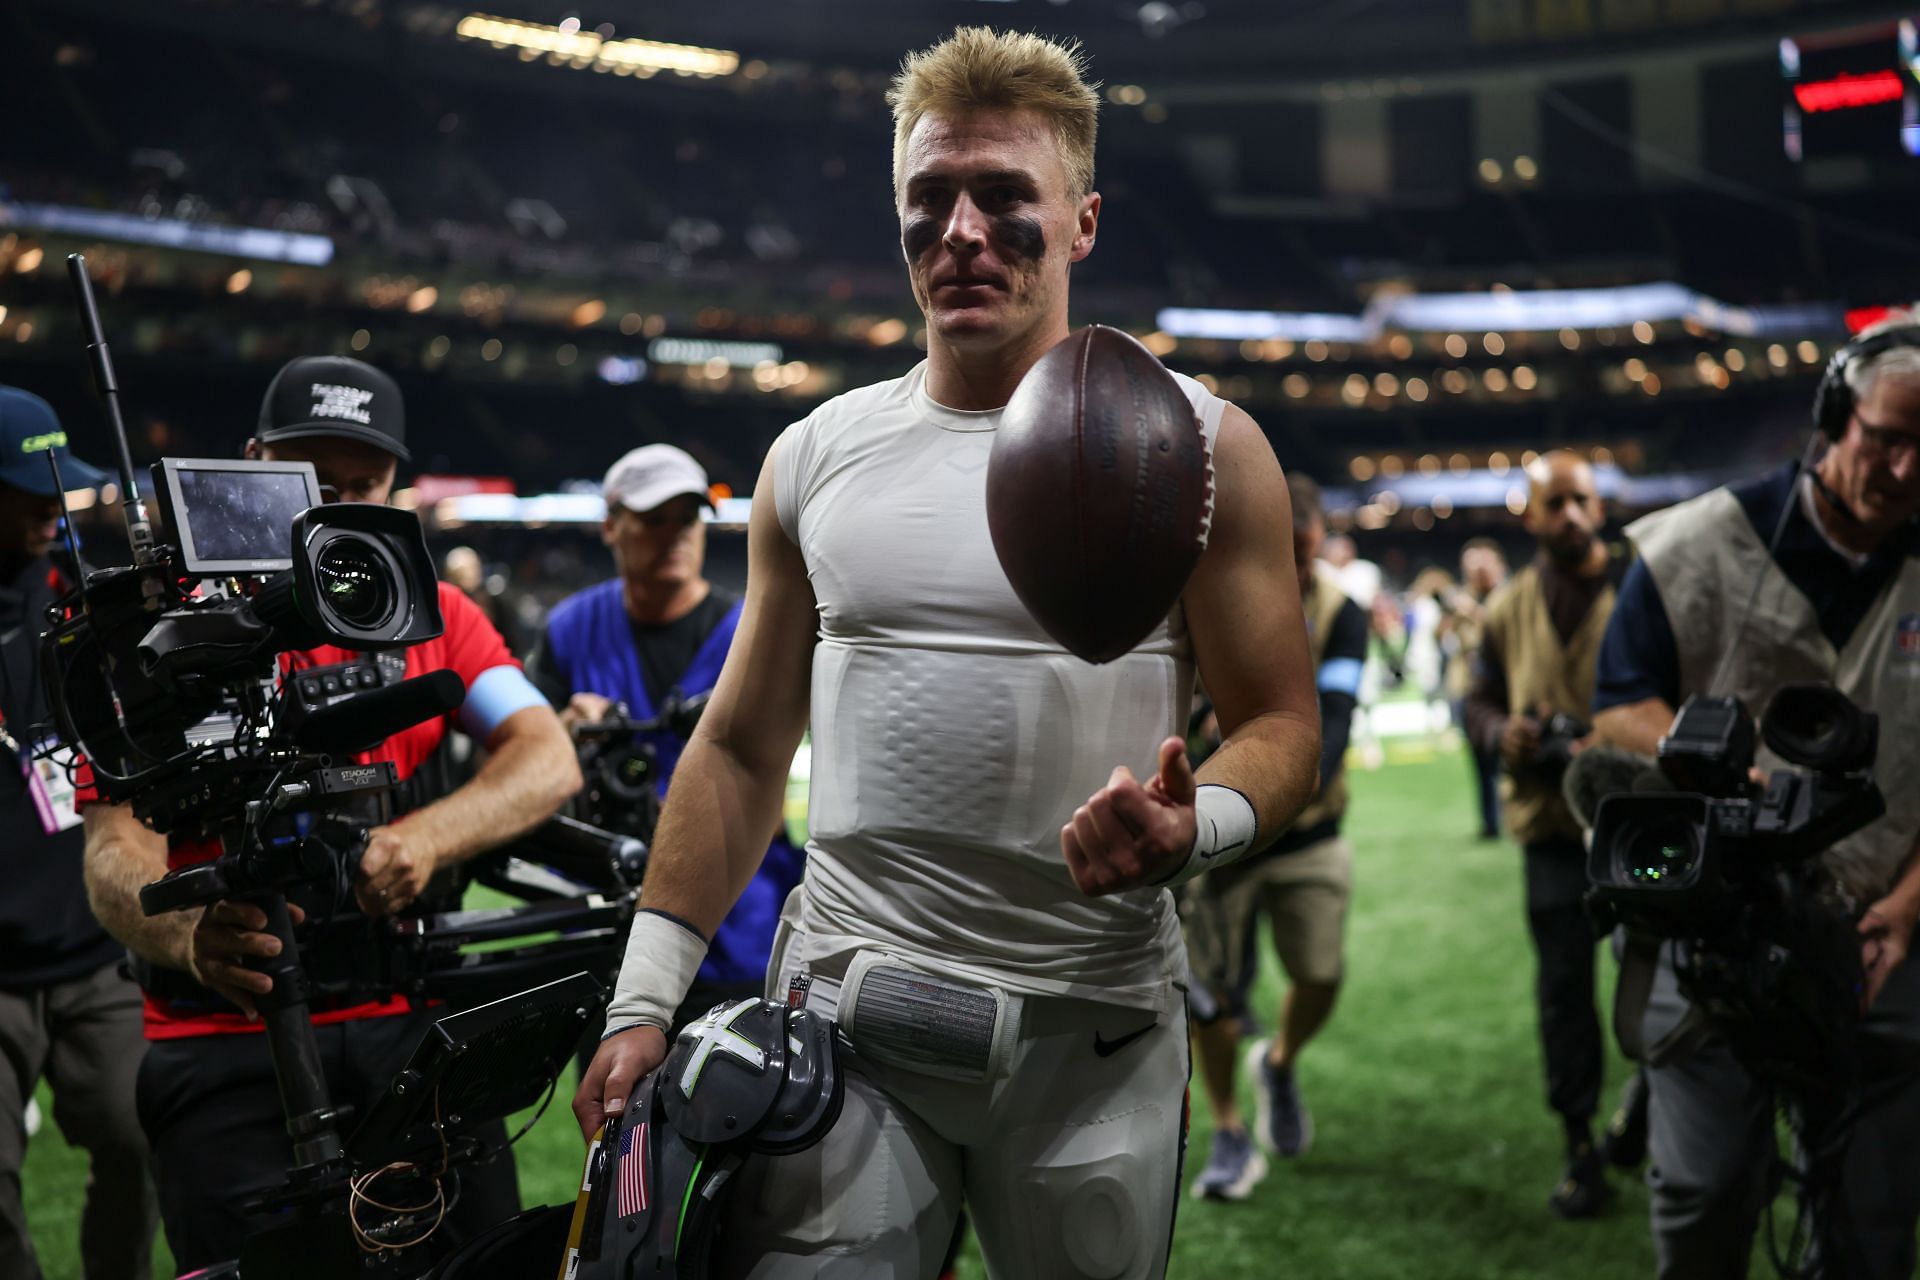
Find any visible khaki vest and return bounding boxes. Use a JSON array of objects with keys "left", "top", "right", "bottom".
[
  {"left": 1291, "top": 565, "right": 1352, "bottom": 833},
  {"left": 1627, "top": 487, "right": 1920, "bottom": 903},
  {"left": 1484, "top": 562, "right": 1615, "bottom": 844}
]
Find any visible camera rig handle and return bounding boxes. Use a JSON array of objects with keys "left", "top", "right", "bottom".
[
  {"left": 479, "top": 813, "right": 648, "bottom": 898},
  {"left": 248, "top": 890, "right": 350, "bottom": 1179}
]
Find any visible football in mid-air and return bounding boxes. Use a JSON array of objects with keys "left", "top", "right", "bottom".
[{"left": 986, "top": 325, "right": 1214, "bottom": 664}]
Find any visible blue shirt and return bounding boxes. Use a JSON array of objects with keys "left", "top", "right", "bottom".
[{"left": 536, "top": 580, "right": 806, "bottom": 989}]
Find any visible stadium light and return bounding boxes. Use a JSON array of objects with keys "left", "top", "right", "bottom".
[
  {"left": 1159, "top": 285, "right": 1847, "bottom": 344},
  {"left": 455, "top": 14, "right": 740, "bottom": 79}
]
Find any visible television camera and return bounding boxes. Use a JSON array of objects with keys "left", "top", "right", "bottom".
[
  {"left": 1584, "top": 684, "right": 1886, "bottom": 1278},
  {"left": 1586, "top": 683, "right": 1881, "bottom": 1086},
  {"left": 568, "top": 690, "right": 709, "bottom": 840}
]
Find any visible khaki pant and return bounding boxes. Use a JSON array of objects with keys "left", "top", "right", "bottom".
[
  {"left": 0, "top": 962, "right": 156, "bottom": 1280},
  {"left": 1184, "top": 836, "right": 1354, "bottom": 1017}
]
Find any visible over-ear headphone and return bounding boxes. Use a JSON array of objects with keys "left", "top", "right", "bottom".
[{"left": 1812, "top": 324, "right": 1920, "bottom": 440}]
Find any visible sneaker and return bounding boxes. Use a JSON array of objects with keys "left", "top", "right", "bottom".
[
  {"left": 1245, "top": 1038, "right": 1313, "bottom": 1158},
  {"left": 1549, "top": 1144, "right": 1614, "bottom": 1220},
  {"left": 1190, "top": 1127, "right": 1268, "bottom": 1201},
  {"left": 1601, "top": 1071, "right": 1650, "bottom": 1170}
]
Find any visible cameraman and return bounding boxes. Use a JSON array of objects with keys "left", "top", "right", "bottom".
[
  {"left": 0, "top": 389, "right": 155, "bottom": 1280},
  {"left": 1593, "top": 318, "right": 1920, "bottom": 1278},
  {"left": 1463, "top": 450, "right": 1633, "bottom": 1218},
  {"left": 525, "top": 445, "right": 804, "bottom": 1031},
  {"left": 79, "top": 356, "right": 582, "bottom": 1270}
]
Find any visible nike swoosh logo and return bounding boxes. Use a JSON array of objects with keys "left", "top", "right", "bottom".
[
  {"left": 1093, "top": 1024, "right": 1156, "bottom": 1057},
  {"left": 1199, "top": 818, "right": 1247, "bottom": 862}
]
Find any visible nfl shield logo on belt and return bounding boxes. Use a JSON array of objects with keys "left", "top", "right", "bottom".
[{"left": 1897, "top": 615, "right": 1920, "bottom": 666}]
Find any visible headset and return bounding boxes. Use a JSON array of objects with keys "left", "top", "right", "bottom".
[{"left": 1811, "top": 323, "right": 1920, "bottom": 440}]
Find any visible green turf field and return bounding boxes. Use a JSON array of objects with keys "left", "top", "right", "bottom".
[{"left": 23, "top": 752, "right": 1714, "bottom": 1277}]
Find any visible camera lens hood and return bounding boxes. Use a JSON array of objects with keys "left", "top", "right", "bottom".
[
  {"left": 1762, "top": 684, "right": 1878, "bottom": 775},
  {"left": 287, "top": 505, "right": 444, "bottom": 649}
]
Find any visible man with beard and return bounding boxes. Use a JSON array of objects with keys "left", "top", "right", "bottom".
[{"left": 1464, "top": 450, "right": 1631, "bottom": 1218}]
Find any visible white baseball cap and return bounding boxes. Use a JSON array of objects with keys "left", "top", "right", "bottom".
[{"left": 602, "top": 444, "right": 713, "bottom": 514}]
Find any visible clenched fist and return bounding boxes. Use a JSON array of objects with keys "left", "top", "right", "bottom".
[{"left": 1061, "top": 737, "right": 1199, "bottom": 897}]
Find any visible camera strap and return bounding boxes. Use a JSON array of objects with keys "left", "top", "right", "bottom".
[
  {"left": 1612, "top": 935, "right": 1720, "bottom": 1067},
  {"left": 1612, "top": 934, "right": 1658, "bottom": 1062}
]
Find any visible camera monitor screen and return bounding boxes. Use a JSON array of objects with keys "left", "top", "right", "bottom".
[{"left": 157, "top": 459, "right": 325, "bottom": 575}]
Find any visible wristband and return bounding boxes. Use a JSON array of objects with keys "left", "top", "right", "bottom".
[
  {"left": 603, "top": 909, "right": 708, "bottom": 1033},
  {"left": 1156, "top": 784, "right": 1259, "bottom": 887}
]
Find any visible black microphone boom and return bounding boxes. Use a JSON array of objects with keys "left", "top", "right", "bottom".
[
  {"left": 290, "top": 670, "right": 466, "bottom": 756},
  {"left": 65, "top": 253, "right": 159, "bottom": 567}
]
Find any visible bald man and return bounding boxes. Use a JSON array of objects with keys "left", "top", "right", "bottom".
[{"left": 1463, "top": 452, "right": 1636, "bottom": 1218}]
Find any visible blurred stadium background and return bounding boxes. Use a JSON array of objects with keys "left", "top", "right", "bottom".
[{"left": 8, "top": 0, "right": 1920, "bottom": 1275}]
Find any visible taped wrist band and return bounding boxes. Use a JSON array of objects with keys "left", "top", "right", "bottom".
[
  {"left": 604, "top": 909, "right": 709, "bottom": 1033},
  {"left": 1157, "top": 784, "right": 1259, "bottom": 887}
]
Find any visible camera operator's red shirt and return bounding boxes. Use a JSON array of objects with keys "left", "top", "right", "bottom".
[{"left": 79, "top": 584, "right": 524, "bottom": 1039}]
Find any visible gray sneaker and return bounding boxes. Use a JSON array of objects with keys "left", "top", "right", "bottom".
[
  {"left": 1247, "top": 1038, "right": 1314, "bottom": 1158},
  {"left": 1190, "top": 1126, "right": 1268, "bottom": 1201}
]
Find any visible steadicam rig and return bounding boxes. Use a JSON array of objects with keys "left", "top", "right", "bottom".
[{"left": 42, "top": 254, "right": 642, "bottom": 1277}]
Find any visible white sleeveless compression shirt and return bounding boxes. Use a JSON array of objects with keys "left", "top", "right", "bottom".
[{"left": 773, "top": 360, "right": 1229, "bottom": 1009}]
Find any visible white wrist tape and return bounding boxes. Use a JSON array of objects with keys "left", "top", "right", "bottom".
[
  {"left": 1157, "top": 784, "right": 1260, "bottom": 887},
  {"left": 603, "top": 909, "right": 708, "bottom": 1035}
]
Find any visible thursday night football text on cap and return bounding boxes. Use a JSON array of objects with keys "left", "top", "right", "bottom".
[{"left": 257, "top": 356, "right": 410, "bottom": 462}]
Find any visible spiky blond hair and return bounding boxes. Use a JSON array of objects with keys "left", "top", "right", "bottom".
[{"left": 887, "top": 27, "right": 1101, "bottom": 199}]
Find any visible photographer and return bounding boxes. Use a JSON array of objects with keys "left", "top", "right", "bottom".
[
  {"left": 1463, "top": 450, "right": 1634, "bottom": 1218},
  {"left": 78, "top": 356, "right": 582, "bottom": 1271},
  {"left": 1593, "top": 318, "right": 1920, "bottom": 1278},
  {"left": 524, "top": 445, "right": 804, "bottom": 1032},
  {"left": 0, "top": 389, "right": 155, "bottom": 1280}
]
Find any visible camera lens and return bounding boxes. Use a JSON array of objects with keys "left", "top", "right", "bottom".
[
  {"left": 1624, "top": 817, "right": 1699, "bottom": 886},
  {"left": 315, "top": 537, "right": 395, "bottom": 630},
  {"left": 602, "top": 746, "right": 653, "bottom": 801}
]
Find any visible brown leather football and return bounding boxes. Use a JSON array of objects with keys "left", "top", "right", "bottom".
[{"left": 987, "top": 325, "right": 1214, "bottom": 664}]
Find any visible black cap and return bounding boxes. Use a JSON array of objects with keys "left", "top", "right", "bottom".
[
  {"left": 0, "top": 385, "right": 112, "bottom": 495},
  {"left": 257, "top": 356, "right": 410, "bottom": 462}
]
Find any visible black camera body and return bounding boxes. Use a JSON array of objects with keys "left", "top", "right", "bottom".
[
  {"left": 1530, "top": 711, "right": 1590, "bottom": 782},
  {"left": 1588, "top": 685, "right": 1883, "bottom": 1099},
  {"left": 44, "top": 457, "right": 445, "bottom": 839},
  {"left": 574, "top": 722, "right": 661, "bottom": 841},
  {"left": 1588, "top": 686, "right": 1882, "bottom": 938},
  {"left": 570, "top": 690, "right": 709, "bottom": 842}
]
